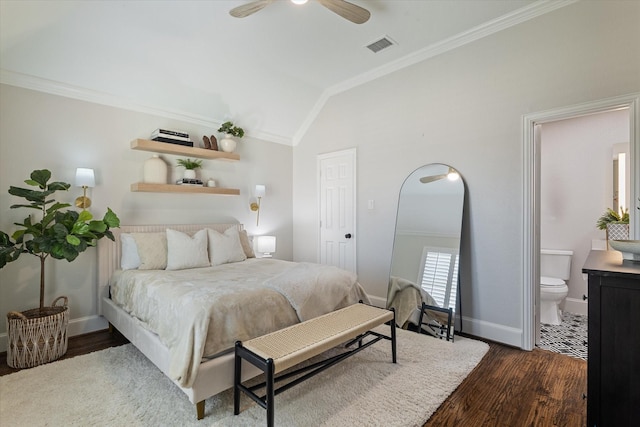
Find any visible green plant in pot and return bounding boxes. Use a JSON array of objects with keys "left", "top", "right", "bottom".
[
  {"left": 176, "top": 158, "right": 203, "bottom": 180},
  {"left": 217, "top": 121, "right": 244, "bottom": 153},
  {"left": 0, "top": 169, "right": 120, "bottom": 368},
  {"left": 597, "top": 207, "right": 629, "bottom": 245}
]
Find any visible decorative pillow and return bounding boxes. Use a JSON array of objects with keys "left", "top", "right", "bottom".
[
  {"left": 166, "top": 229, "right": 210, "bottom": 270},
  {"left": 239, "top": 229, "right": 256, "bottom": 258},
  {"left": 120, "top": 233, "right": 141, "bottom": 270},
  {"left": 207, "top": 227, "right": 247, "bottom": 266},
  {"left": 132, "top": 232, "right": 168, "bottom": 270}
]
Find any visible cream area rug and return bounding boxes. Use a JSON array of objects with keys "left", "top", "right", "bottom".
[{"left": 0, "top": 327, "right": 488, "bottom": 426}]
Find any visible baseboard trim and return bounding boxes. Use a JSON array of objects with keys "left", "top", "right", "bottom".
[
  {"left": 563, "top": 297, "right": 587, "bottom": 316},
  {"left": 461, "top": 316, "right": 523, "bottom": 348},
  {"left": 368, "top": 294, "right": 387, "bottom": 308},
  {"left": 0, "top": 315, "right": 108, "bottom": 353}
]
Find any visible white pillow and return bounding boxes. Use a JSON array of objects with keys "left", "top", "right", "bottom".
[
  {"left": 207, "top": 227, "right": 247, "bottom": 266},
  {"left": 166, "top": 229, "right": 210, "bottom": 270},
  {"left": 239, "top": 229, "right": 255, "bottom": 258},
  {"left": 132, "top": 232, "right": 168, "bottom": 270},
  {"left": 120, "top": 233, "right": 141, "bottom": 270}
]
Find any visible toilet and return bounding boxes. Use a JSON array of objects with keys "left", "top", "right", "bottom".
[{"left": 540, "top": 249, "right": 573, "bottom": 325}]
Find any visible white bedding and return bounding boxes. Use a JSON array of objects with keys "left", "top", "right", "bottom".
[{"left": 109, "top": 258, "right": 368, "bottom": 387}]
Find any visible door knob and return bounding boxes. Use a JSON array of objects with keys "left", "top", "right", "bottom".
[{"left": 345, "top": 233, "right": 352, "bottom": 239}]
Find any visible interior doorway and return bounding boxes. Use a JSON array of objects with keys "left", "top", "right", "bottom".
[
  {"left": 317, "top": 148, "right": 357, "bottom": 273},
  {"left": 522, "top": 93, "right": 640, "bottom": 351}
]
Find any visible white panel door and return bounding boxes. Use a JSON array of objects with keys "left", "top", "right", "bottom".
[{"left": 318, "top": 149, "right": 356, "bottom": 273}]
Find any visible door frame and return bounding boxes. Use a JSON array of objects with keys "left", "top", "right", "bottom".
[
  {"left": 522, "top": 93, "right": 640, "bottom": 350},
  {"left": 317, "top": 148, "right": 357, "bottom": 273}
]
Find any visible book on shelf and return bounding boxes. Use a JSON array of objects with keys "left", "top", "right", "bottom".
[
  {"left": 176, "top": 179, "right": 203, "bottom": 186},
  {"left": 151, "top": 128, "right": 189, "bottom": 138},
  {"left": 150, "top": 132, "right": 191, "bottom": 142},
  {"left": 152, "top": 136, "right": 194, "bottom": 147}
]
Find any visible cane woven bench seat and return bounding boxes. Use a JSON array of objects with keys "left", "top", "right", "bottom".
[
  {"left": 243, "top": 303, "right": 394, "bottom": 374},
  {"left": 234, "top": 302, "right": 397, "bottom": 427}
]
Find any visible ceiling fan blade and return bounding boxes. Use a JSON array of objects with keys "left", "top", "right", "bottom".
[
  {"left": 229, "top": 0, "right": 275, "bottom": 18},
  {"left": 317, "top": 0, "right": 370, "bottom": 24},
  {"left": 419, "top": 174, "right": 447, "bottom": 184}
]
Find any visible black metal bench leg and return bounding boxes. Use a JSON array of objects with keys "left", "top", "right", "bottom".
[
  {"left": 390, "top": 308, "right": 397, "bottom": 363},
  {"left": 266, "top": 359, "right": 275, "bottom": 427},
  {"left": 234, "top": 342, "right": 242, "bottom": 415}
]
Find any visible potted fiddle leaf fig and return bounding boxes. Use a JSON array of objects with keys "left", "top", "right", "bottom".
[
  {"left": 0, "top": 169, "right": 120, "bottom": 368},
  {"left": 217, "top": 121, "right": 245, "bottom": 153}
]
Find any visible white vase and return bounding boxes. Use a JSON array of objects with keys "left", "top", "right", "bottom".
[
  {"left": 219, "top": 134, "right": 237, "bottom": 153},
  {"left": 183, "top": 169, "right": 197, "bottom": 180},
  {"left": 143, "top": 155, "right": 167, "bottom": 184}
]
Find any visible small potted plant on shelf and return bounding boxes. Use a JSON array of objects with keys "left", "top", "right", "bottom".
[
  {"left": 0, "top": 169, "right": 120, "bottom": 368},
  {"left": 176, "top": 158, "right": 203, "bottom": 180},
  {"left": 217, "top": 121, "right": 245, "bottom": 153}
]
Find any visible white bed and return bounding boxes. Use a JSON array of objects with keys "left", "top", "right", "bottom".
[{"left": 97, "top": 223, "right": 368, "bottom": 419}]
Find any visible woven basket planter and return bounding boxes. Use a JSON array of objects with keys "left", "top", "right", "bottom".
[{"left": 6, "top": 296, "right": 69, "bottom": 369}]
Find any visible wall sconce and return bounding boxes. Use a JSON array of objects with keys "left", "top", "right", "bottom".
[
  {"left": 75, "top": 167, "right": 95, "bottom": 210},
  {"left": 256, "top": 235, "right": 276, "bottom": 258},
  {"left": 250, "top": 184, "right": 266, "bottom": 226}
]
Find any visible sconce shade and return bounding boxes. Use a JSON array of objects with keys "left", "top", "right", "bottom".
[
  {"left": 254, "top": 184, "right": 266, "bottom": 198},
  {"left": 256, "top": 235, "right": 276, "bottom": 256},
  {"left": 75, "top": 168, "right": 95, "bottom": 187}
]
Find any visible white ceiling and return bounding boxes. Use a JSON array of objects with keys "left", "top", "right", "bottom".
[{"left": 0, "top": 0, "right": 570, "bottom": 145}]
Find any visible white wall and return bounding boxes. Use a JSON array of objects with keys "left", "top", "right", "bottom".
[
  {"left": 0, "top": 84, "right": 293, "bottom": 350},
  {"left": 541, "top": 109, "right": 630, "bottom": 315},
  {"left": 292, "top": 1, "right": 640, "bottom": 346}
]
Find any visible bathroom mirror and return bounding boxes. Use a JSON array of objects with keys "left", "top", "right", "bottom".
[{"left": 386, "top": 163, "right": 465, "bottom": 337}]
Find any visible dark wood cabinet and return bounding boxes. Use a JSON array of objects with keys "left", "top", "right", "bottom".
[{"left": 582, "top": 250, "right": 640, "bottom": 427}]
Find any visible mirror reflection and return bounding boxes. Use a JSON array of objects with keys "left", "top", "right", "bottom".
[{"left": 386, "top": 163, "right": 465, "bottom": 340}]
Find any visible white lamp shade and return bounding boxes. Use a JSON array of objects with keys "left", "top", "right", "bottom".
[
  {"left": 75, "top": 168, "right": 95, "bottom": 187},
  {"left": 256, "top": 235, "right": 276, "bottom": 254},
  {"left": 254, "top": 184, "right": 266, "bottom": 198}
]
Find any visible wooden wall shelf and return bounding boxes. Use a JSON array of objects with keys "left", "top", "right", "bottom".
[
  {"left": 131, "top": 138, "right": 240, "bottom": 161},
  {"left": 131, "top": 183, "right": 240, "bottom": 195}
]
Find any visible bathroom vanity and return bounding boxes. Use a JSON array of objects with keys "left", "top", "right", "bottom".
[{"left": 582, "top": 250, "right": 640, "bottom": 426}]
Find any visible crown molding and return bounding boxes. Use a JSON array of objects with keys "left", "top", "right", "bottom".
[
  {"left": 0, "top": 69, "right": 293, "bottom": 146},
  {"left": 292, "top": 0, "right": 579, "bottom": 145}
]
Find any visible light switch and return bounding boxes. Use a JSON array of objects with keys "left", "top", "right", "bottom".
[{"left": 367, "top": 200, "right": 375, "bottom": 210}]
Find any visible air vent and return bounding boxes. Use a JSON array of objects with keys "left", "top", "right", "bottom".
[{"left": 365, "top": 36, "right": 396, "bottom": 53}]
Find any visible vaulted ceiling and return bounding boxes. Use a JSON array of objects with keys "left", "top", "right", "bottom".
[{"left": 0, "top": 1, "right": 571, "bottom": 145}]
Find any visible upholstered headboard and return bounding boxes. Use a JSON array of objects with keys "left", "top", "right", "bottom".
[{"left": 97, "top": 223, "right": 244, "bottom": 313}]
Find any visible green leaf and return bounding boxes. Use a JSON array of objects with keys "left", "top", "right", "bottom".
[
  {"left": 30, "top": 169, "right": 51, "bottom": 187},
  {"left": 89, "top": 220, "right": 107, "bottom": 233},
  {"left": 71, "top": 221, "right": 90, "bottom": 235},
  {"left": 78, "top": 210, "right": 93, "bottom": 222},
  {"left": 66, "top": 235, "right": 81, "bottom": 246},
  {"left": 103, "top": 208, "right": 120, "bottom": 228},
  {"left": 47, "top": 181, "right": 71, "bottom": 192}
]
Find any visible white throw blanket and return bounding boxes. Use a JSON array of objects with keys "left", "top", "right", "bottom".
[
  {"left": 265, "top": 262, "right": 360, "bottom": 321},
  {"left": 109, "top": 258, "right": 367, "bottom": 387}
]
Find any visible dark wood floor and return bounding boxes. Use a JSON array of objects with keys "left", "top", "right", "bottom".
[{"left": 1, "top": 330, "right": 587, "bottom": 426}]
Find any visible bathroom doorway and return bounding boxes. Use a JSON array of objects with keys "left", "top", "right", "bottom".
[{"left": 522, "top": 93, "right": 640, "bottom": 352}]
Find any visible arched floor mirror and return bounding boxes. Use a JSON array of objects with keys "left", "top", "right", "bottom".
[{"left": 386, "top": 163, "right": 465, "bottom": 341}]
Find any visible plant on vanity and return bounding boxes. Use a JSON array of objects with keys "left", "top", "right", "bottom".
[
  {"left": 597, "top": 207, "right": 630, "bottom": 242},
  {"left": 596, "top": 207, "right": 629, "bottom": 230}
]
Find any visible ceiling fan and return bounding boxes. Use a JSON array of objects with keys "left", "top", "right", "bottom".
[
  {"left": 230, "top": 0, "right": 371, "bottom": 24},
  {"left": 420, "top": 167, "right": 460, "bottom": 184}
]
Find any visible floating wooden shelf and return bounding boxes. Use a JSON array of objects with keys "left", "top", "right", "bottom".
[
  {"left": 131, "top": 183, "right": 240, "bottom": 195},
  {"left": 130, "top": 138, "right": 240, "bottom": 161}
]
